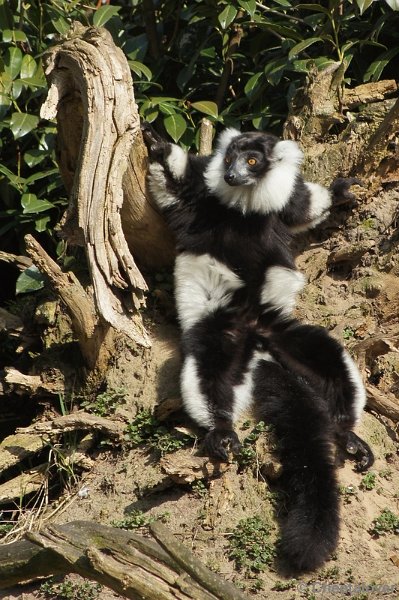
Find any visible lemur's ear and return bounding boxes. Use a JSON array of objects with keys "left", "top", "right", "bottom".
[
  {"left": 271, "top": 139, "right": 304, "bottom": 167},
  {"left": 215, "top": 128, "right": 241, "bottom": 154}
]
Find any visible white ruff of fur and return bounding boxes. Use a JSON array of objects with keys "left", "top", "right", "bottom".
[
  {"left": 291, "top": 182, "right": 332, "bottom": 233},
  {"left": 260, "top": 266, "right": 306, "bottom": 315},
  {"left": 174, "top": 252, "right": 244, "bottom": 331},
  {"left": 181, "top": 355, "right": 214, "bottom": 428},
  {"left": 166, "top": 144, "right": 188, "bottom": 179},
  {"left": 204, "top": 136, "right": 304, "bottom": 215},
  {"left": 147, "top": 163, "right": 179, "bottom": 208},
  {"left": 341, "top": 350, "right": 367, "bottom": 425},
  {"left": 232, "top": 351, "right": 274, "bottom": 422}
]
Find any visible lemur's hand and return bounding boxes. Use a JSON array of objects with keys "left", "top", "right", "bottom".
[
  {"left": 203, "top": 428, "right": 241, "bottom": 462},
  {"left": 330, "top": 177, "right": 364, "bottom": 206}
]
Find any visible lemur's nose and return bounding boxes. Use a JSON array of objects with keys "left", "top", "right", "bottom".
[{"left": 224, "top": 172, "right": 236, "bottom": 184}]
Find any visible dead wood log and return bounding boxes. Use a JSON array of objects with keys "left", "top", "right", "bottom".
[
  {"left": 39, "top": 24, "right": 175, "bottom": 357},
  {"left": 0, "top": 521, "right": 248, "bottom": 600},
  {"left": 24, "top": 233, "right": 120, "bottom": 371},
  {"left": 283, "top": 65, "right": 398, "bottom": 186},
  {"left": 16, "top": 412, "right": 125, "bottom": 443}
]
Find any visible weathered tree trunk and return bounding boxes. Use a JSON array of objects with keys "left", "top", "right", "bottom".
[
  {"left": 0, "top": 521, "right": 248, "bottom": 600},
  {"left": 34, "top": 24, "right": 176, "bottom": 371}
]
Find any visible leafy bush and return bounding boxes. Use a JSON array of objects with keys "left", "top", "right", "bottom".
[{"left": 1, "top": 0, "right": 399, "bottom": 296}]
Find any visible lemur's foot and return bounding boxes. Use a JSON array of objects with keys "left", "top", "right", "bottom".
[
  {"left": 330, "top": 177, "right": 364, "bottom": 206},
  {"left": 203, "top": 428, "right": 241, "bottom": 462},
  {"left": 340, "top": 431, "right": 374, "bottom": 472}
]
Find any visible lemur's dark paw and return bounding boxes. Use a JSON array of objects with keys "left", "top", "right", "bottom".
[
  {"left": 203, "top": 429, "right": 241, "bottom": 462},
  {"left": 141, "top": 122, "right": 165, "bottom": 156},
  {"left": 330, "top": 177, "right": 364, "bottom": 206},
  {"left": 345, "top": 431, "right": 375, "bottom": 472}
]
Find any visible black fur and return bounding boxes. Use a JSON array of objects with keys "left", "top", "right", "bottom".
[{"left": 142, "top": 125, "right": 374, "bottom": 571}]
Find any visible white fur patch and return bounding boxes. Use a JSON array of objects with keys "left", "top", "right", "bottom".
[
  {"left": 341, "top": 350, "right": 367, "bottom": 425},
  {"left": 204, "top": 135, "right": 303, "bottom": 215},
  {"left": 147, "top": 163, "right": 179, "bottom": 209},
  {"left": 290, "top": 182, "right": 332, "bottom": 233},
  {"left": 174, "top": 252, "right": 244, "bottom": 331},
  {"left": 260, "top": 266, "right": 306, "bottom": 315},
  {"left": 181, "top": 355, "right": 214, "bottom": 428},
  {"left": 166, "top": 144, "right": 188, "bottom": 179},
  {"left": 232, "top": 351, "right": 274, "bottom": 422}
]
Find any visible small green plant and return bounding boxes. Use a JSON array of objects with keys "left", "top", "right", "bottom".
[
  {"left": 112, "top": 509, "right": 169, "bottom": 530},
  {"left": 0, "top": 523, "right": 13, "bottom": 538},
  {"left": 379, "top": 469, "right": 393, "bottom": 480},
  {"left": 319, "top": 565, "right": 340, "bottom": 581},
  {"left": 40, "top": 577, "right": 102, "bottom": 600},
  {"left": 125, "top": 408, "right": 191, "bottom": 455},
  {"left": 228, "top": 516, "right": 275, "bottom": 573},
  {"left": 237, "top": 421, "right": 267, "bottom": 468},
  {"left": 191, "top": 479, "right": 208, "bottom": 498},
  {"left": 272, "top": 579, "right": 297, "bottom": 591},
  {"left": 370, "top": 508, "right": 399, "bottom": 536},
  {"left": 81, "top": 388, "right": 126, "bottom": 417},
  {"left": 343, "top": 326, "right": 355, "bottom": 340},
  {"left": 360, "top": 472, "right": 377, "bottom": 491},
  {"left": 339, "top": 484, "right": 358, "bottom": 504}
]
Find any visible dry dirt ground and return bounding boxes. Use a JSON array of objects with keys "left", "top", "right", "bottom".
[{"left": 2, "top": 186, "right": 399, "bottom": 600}]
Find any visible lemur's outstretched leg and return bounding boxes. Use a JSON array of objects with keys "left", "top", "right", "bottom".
[
  {"left": 180, "top": 311, "right": 258, "bottom": 461},
  {"left": 267, "top": 322, "right": 374, "bottom": 471}
]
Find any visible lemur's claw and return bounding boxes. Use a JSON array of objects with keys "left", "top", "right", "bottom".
[
  {"left": 345, "top": 431, "right": 375, "bottom": 472},
  {"left": 330, "top": 177, "right": 364, "bottom": 206},
  {"left": 203, "top": 429, "right": 241, "bottom": 462}
]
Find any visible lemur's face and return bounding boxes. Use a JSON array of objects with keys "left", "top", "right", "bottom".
[{"left": 223, "top": 132, "right": 278, "bottom": 187}]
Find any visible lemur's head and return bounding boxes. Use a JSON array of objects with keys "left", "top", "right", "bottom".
[
  {"left": 222, "top": 131, "right": 278, "bottom": 187},
  {"left": 204, "top": 128, "right": 303, "bottom": 215}
]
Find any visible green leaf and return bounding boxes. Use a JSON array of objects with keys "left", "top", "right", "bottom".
[
  {"left": 238, "top": 0, "right": 256, "bottom": 17},
  {"left": 52, "top": 16, "right": 70, "bottom": 34},
  {"left": 288, "top": 37, "right": 323, "bottom": 59},
  {"left": 11, "top": 79, "right": 23, "bottom": 100},
  {"left": 0, "top": 164, "right": 24, "bottom": 188},
  {"left": 264, "top": 57, "right": 288, "bottom": 86},
  {"left": 128, "top": 60, "right": 152, "bottom": 81},
  {"left": 164, "top": 113, "right": 187, "bottom": 143},
  {"left": 296, "top": 3, "right": 331, "bottom": 15},
  {"left": 35, "top": 215, "right": 51, "bottom": 232},
  {"left": 24, "top": 149, "right": 48, "bottom": 167},
  {"left": 218, "top": 5, "right": 237, "bottom": 30},
  {"left": 10, "top": 112, "right": 39, "bottom": 138},
  {"left": 191, "top": 101, "right": 218, "bottom": 118},
  {"left": 16, "top": 265, "right": 45, "bottom": 295},
  {"left": 364, "top": 47, "right": 399, "bottom": 82},
  {"left": 5, "top": 47, "right": 22, "bottom": 79},
  {"left": 93, "top": 5, "right": 121, "bottom": 27},
  {"left": 159, "top": 103, "right": 178, "bottom": 116},
  {"left": 21, "top": 193, "right": 54, "bottom": 214},
  {"left": 244, "top": 72, "right": 263, "bottom": 97},
  {"left": 2, "top": 29, "right": 28, "bottom": 43},
  {"left": 20, "top": 55, "right": 37, "bottom": 79},
  {"left": 355, "top": 0, "right": 374, "bottom": 14},
  {"left": 0, "top": 92, "right": 11, "bottom": 119},
  {"left": 385, "top": 0, "right": 399, "bottom": 9}
]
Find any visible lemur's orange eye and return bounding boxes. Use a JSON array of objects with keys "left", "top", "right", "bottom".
[
  {"left": 224, "top": 157, "right": 231, "bottom": 165},
  {"left": 247, "top": 158, "right": 257, "bottom": 166}
]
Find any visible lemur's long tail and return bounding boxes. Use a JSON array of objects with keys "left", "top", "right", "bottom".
[{"left": 253, "top": 360, "right": 340, "bottom": 573}]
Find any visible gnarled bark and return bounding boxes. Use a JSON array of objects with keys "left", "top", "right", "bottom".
[{"left": 0, "top": 521, "right": 248, "bottom": 600}]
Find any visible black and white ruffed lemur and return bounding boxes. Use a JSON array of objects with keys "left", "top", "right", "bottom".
[{"left": 142, "top": 124, "right": 373, "bottom": 572}]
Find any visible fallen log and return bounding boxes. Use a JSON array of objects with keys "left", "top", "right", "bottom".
[{"left": 0, "top": 521, "right": 248, "bottom": 600}]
